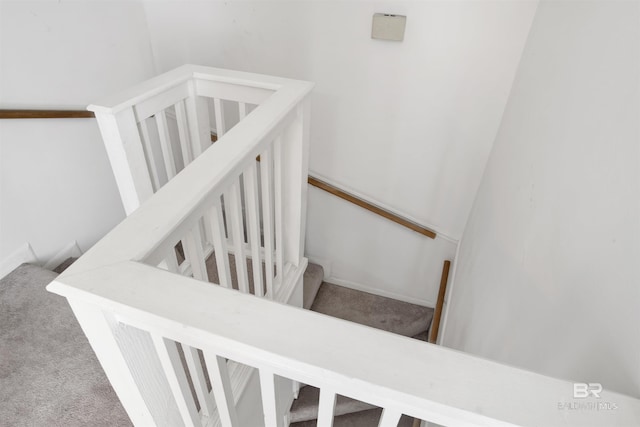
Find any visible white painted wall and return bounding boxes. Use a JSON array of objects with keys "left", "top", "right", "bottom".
[
  {"left": 143, "top": 1, "right": 537, "bottom": 304},
  {"left": 0, "top": 2, "right": 156, "bottom": 270},
  {"left": 443, "top": 1, "right": 640, "bottom": 398}
]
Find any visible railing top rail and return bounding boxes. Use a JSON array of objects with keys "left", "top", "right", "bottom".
[
  {"left": 88, "top": 64, "right": 311, "bottom": 115},
  {"left": 64, "top": 71, "right": 312, "bottom": 279},
  {"left": 48, "top": 261, "right": 640, "bottom": 427}
]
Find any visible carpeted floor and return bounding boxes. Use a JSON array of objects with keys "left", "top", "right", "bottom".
[{"left": 0, "top": 264, "right": 131, "bottom": 426}]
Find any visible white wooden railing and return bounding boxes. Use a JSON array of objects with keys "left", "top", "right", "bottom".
[{"left": 48, "top": 66, "right": 640, "bottom": 427}]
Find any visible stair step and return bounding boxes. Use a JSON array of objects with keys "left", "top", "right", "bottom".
[
  {"left": 0, "top": 264, "right": 130, "bottom": 426},
  {"left": 303, "top": 262, "right": 324, "bottom": 309},
  {"left": 289, "top": 282, "right": 433, "bottom": 424},
  {"left": 52, "top": 256, "right": 77, "bottom": 274},
  {"left": 291, "top": 407, "right": 416, "bottom": 427},
  {"left": 310, "top": 282, "right": 434, "bottom": 338},
  {"left": 202, "top": 251, "right": 324, "bottom": 303},
  {"left": 290, "top": 386, "right": 377, "bottom": 423}
]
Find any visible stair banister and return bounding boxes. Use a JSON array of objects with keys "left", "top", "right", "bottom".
[
  {"left": 47, "top": 65, "right": 640, "bottom": 427},
  {"left": 89, "top": 64, "right": 297, "bottom": 215},
  {"left": 49, "top": 260, "right": 640, "bottom": 427}
]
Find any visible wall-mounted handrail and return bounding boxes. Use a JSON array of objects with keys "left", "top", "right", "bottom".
[
  {"left": 308, "top": 175, "right": 437, "bottom": 239},
  {"left": 0, "top": 109, "right": 95, "bottom": 119},
  {"left": 429, "top": 260, "right": 451, "bottom": 343}
]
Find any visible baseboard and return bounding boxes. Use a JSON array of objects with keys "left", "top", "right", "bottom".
[
  {"left": 0, "top": 243, "right": 39, "bottom": 280},
  {"left": 325, "top": 276, "right": 435, "bottom": 308},
  {"left": 43, "top": 241, "right": 83, "bottom": 271}
]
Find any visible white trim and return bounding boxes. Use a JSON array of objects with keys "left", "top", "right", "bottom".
[
  {"left": 0, "top": 243, "right": 39, "bottom": 279},
  {"left": 275, "top": 259, "right": 308, "bottom": 306},
  {"left": 43, "top": 240, "right": 83, "bottom": 271},
  {"left": 308, "top": 171, "right": 459, "bottom": 245},
  {"left": 438, "top": 239, "right": 461, "bottom": 346},
  {"left": 325, "top": 276, "right": 435, "bottom": 308}
]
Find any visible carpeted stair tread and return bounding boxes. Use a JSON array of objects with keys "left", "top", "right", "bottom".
[
  {"left": 203, "top": 253, "right": 323, "bottom": 303},
  {"left": 290, "top": 283, "right": 433, "bottom": 424},
  {"left": 311, "top": 282, "right": 434, "bottom": 338},
  {"left": 303, "top": 262, "right": 324, "bottom": 309},
  {"left": 291, "top": 407, "right": 415, "bottom": 427},
  {"left": 290, "top": 386, "right": 377, "bottom": 423},
  {"left": 0, "top": 264, "right": 130, "bottom": 426},
  {"left": 53, "top": 256, "right": 77, "bottom": 274}
]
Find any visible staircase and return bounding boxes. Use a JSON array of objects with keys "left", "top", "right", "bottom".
[
  {"left": 289, "top": 283, "right": 433, "bottom": 426},
  {"left": 40, "top": 65, "right": 640, "bottom": 427}
]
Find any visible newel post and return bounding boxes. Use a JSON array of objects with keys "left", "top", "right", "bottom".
[
  {"left": 281, "top": 96, "right": 311, "bottom": 267},
  {"left": 68, "top": 299, "right": 184, "bottom": 426},
  {"left": 92, "top": 108, "right": 154, "bottom": 215}
]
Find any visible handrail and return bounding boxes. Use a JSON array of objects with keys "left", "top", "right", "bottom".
[
  {"left": 429, "top": 260, "right": 451, "bottom": 343},
  {"left": 308, "top": 175, "right": 437, "bottom": 239},
  {"left": 0, "top": 109, "right": 95, "bottom": 119}
]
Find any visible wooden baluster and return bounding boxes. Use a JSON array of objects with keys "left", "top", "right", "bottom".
[
  {"left": 378, "top": 409, "right": 402, "bottom": 427},
  {"left": 244, "top": 162, "right": 264, "bottom": 297},
  {"left": 214, "top": 98, "right": 226, "bottom": 137},
  {"left": 273, "top": 136, "right": 284, "bottom": 287},
  {"left": 183, "top": 346, "right": 215, "bottom": 417},
  {"left": 205, "top": 353, "right": 239, "bottom": 427},
  {"left": 317, "top": 389, "right": 337, "bottom": 427},
  {"left": 151, "top": 335, "right": 201, "bottom": 427},
  {"left": 238, "top": 102, "right": 247, "bottom": 121},
  {"left": 260, "top": 146, "right": 275, "bottom": 298},
  {"left": 175, "top": 100, "right": 194, "bottom": 166},
  {"left": 207, "top": 202, "right": 233, "bottom": 288},
  {"left": 258, "top": 369, "right": 282, "bottom": 427},
  {"left": 184, "top": 226, "right": 209, "bottom": 282},
  {"left": 185, "top": 88, "right": 211, "bottom": 158},
  {"left": 138, "top": 118, "right": 161, "bottom": 192},
  {"left": 156, "top": 110, "right": 177, "bottom": 180},
  {"left": 227, "top": 182, "right": 249, "bottom": 293},
  {"left": 162, "top": 246, "right": 180, "bottom": 273}
]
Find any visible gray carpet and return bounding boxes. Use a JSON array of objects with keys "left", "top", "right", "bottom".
[
  {"left": 311, "top": 282, "right": 434, "bottom": 338},
  {"left": 0, "top": 264, "right": 130, "bottom": 426},
  {"left": 290, "top": 386, "right": 376, "bottom": 423},
  {"left": 197, "top": 252, "right": 324, "bottom": 303},
  {"left": 291, "top": 408, "right": 415, "bottom": 427},
  {"left": 303, "top": 263, "right": 324, "bottom": 309},
  {"left": 289, "top": 282, "right": 433, "bottom": 425}
]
